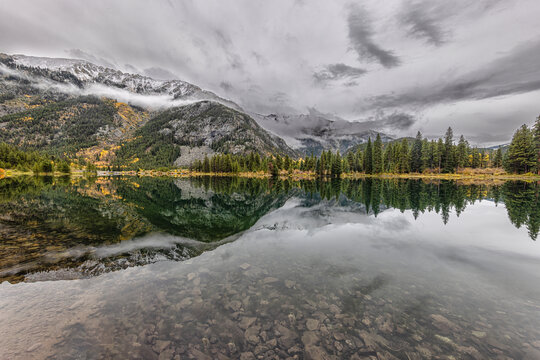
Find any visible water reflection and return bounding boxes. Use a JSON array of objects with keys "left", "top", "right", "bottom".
[
  {"left": 1, "top": 176, "right": 540, "bottom": 359},
  {"left": 1, "top": 176, "right": 540, "bottom": 284}
]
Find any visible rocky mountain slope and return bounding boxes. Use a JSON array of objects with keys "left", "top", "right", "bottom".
[
  {"left": 114, "top": 101, "right": 297, "bottom": 168},
  {"left": 0, "top": 53, "right": 296, "bottom": 167},
  {"left": 0, "top": 52, "right": 396, "bottom": 164},
  {"left": 251, "top": 109, "right": 393, "bottom": 156}
]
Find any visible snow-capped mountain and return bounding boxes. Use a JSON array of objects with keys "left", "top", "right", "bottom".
[
  {"left": 4, "top": 54, "right": 240, "bottom": 110},
  {"left": 251, "top": 108, "right": 393, "bottom": 156},
  {"left": 0, "top": 52, "right": 394, "bottom": 158}
]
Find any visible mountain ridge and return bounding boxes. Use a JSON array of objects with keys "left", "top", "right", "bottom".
[{"left": 0, "top": 52, "right": 399, "bottom": 165}]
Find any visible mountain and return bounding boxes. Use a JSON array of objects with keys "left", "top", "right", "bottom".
[
  {"left": 3, "top": 54, "right": 240, "bottom": 110},
  {"left": 251, "top": 108, "right": 393, "bottom": 156},
  {"left": 114, "top": 101, "right": 297, "bottom": 168},
  {"left": 0, "top": 53, "right": 296, "bottom": 167},
  {"left": 485, "top": 143, "right": 510, "bottom": 150}
]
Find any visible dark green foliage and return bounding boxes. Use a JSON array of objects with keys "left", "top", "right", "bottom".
[
  {"left": 331, "top": 151, "right": 342, "bottom": 177},
  {"left": 0, "top": 142, "right": 51, "bottom": 171},
  {"left": 502, "top": 181, "right": 540, "bottom": 240},
  {"left": 410, "top": 131, "right": 423, "bottom": 173},
  {"left": 398, "top": 139, "right": 409, "bottom": 173},
  {"left": 533, "top": 115, "right": 540, "bottom": 174},
  {"left": 56, "top": 160, "right": 71, "bottom": 174},
  {"left": 442, "top": 127, "right": 455, "bottom": 173},
  {"left": 494, "top": 148, "right": 503, "bottom": 168},
  {"left": 456, "top": 135, "right": 468, "bottom": 170},
  {"left": 373, "top": 134, "right": 383, "bottom": 174},
  {"left": 0, "top": 96, "right": 116, "bottom": 155},
  {"left": 114, "top": 109, "right": 182, "bottom": 169},
  {"left": 504, "top": 124, "right": 536, "bottom": 174},
  {"left": 364, "top": 138, "right": 373, "bottom": 174}
]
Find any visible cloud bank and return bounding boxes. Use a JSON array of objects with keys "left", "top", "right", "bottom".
[{"left": 0, "top": 0, "right": 539, "bottom": 144}]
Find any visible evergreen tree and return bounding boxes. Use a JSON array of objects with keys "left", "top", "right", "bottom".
[
  {"left": 373, "top": 134, "right": 383, "bottom": 173},
  {"left": 364, "top": 138, "right": 373, "bottom": 174},
  {"left": 410, "top": 131, "right": 423, "bottom": 173},
  {"left": 420, "top": 138, "right": 431, "bottom": 170},
  {"left": 270, "top": 161, "right": 279, "bottom": 177},
  {"left": 471, "top": 148, "right": 481, "bottom": 168},
  {"left": 331, "top": 151, "right": 342, "bottom": 177},
  {"left": 355, "top": 148, "right": 363, "bottom": 172},
  {"left": 442, "top": 127, "right": 455, "bottom": 173},
  {"left": 435, "top": 138, "right": 444, "bottom": 173},
  {"left": 494, "top": 147, "right": 503, "bottom": 168},
  {"left": 533, "top": 115, "right": 540, "bottom": 174},
  {"left": 456, "top": 135, "right": 468, "bottom": 171},
  {"left": 505, "top": 124, "right": 536, "bottom": 174},
  {"left": 398, "top": 139, "right": 410, "bottom": 173},
  {"left": 342, "top": 158, "right": 350, "bottom": 173},
  {"left": 346, "top": 151, "right": 355, "bottom": 173},
  {"left": 57, "top": 160, "right": 71, "bottom": 174},
  {"left": 203, "top": 155, "right": 210, "bottom": 172},
  {"left": 383, "top": 143, "right": 393, "bottom": 172}
]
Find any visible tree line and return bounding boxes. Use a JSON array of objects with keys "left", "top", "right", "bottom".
[
  {"left": 187, "top": 176, "right": 540, "bottom": 240},
  {"left": 191, "top": 117, "right": 540, "bottom": 176},
  {"left": 0, "top": 142, "right": 71, "bottom": 174}
]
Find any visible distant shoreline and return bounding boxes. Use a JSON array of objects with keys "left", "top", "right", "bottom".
[{"left": 3, "top": 169, "right": 540, "bottom": 182}]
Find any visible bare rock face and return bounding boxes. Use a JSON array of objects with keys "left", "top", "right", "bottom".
[
  {"left": 174, "top": 146, "right": 215, "bottom": 167},
  {"left": 162, "top": 101, "right": 297, "bottom": 157}
]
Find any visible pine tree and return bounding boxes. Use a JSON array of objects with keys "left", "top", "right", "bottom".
[
  {"left": 364, "top": 138, "right": 373, "bottom": 174},
  {"left": 355, "top": 148, "right": 363, "bottom": 172},
  {"left": 373, "top": 134, "right": 383, "bottom": 174},
  {"left": 342, "top": 158, "right": 350, "bottom": 173},
  {"left": 383, "top": 143, "right": 393, "bottom": 172},
  {"left": 331, "top": 151, "right": 342, "bottom": 177},
  {"left": 398, "top": 139, "right": 410, "bottom": 173},
  {"left": 346, "top": 151, "right": 355, "bottom": 173},
  {"left": 421, "top": 138, "right": 430, "bottom": 170},
  {"left": 471, "top": 148, "right": 481, "bottom": 168},
  {"left": 435, "top": 138, "right": 444, "bottom": 173},
  {"left": 203, "top": 155, "right": 210, "bottom": 172},
  {"left": 505, "top": 124, "right": 536, "bottom": 174},
  {"left": 533, "top": 115, "right": 540, "bottom": 174},
  {"left": 410, "top": 131, "right": 423, "bottom": 173},
  {"left": 442, "top": 127, "right": 455, "bottom": 173},
  {"left": 494, "top": 147, "right": 503, "bottom": 168},
  {"left": 456, "top": 135, "right": 468, "bottom": 171}
]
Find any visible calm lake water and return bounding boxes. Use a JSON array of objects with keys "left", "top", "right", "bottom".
[{"left": 1, "top": 176, "right": 540, "bottom": 359}]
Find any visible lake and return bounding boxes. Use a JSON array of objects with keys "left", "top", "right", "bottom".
[{"left": 1, "top": 176, "right": 540, "bottom": 359}]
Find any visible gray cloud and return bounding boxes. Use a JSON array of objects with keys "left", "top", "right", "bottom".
[
  {"left": 367, "top": 39, "right": 540, "bottom": 109},
  {"left": 356, "top": 112, "right": 416, "bottom": 132},
  {"left": 143, "top": 67, "right": 179, "bottom": 80},
  {"left": 347, "top": 5, "right": 400, "bottom": 68},
  {"left": 313, "top": 63, "right": 367, "bottom": 83},
  {"left": 400, "top": 2, "right": 446, "bottom": 46},
  {"left": 0, "top": 0, "right": 538, "bottom": 145},
  {"left": 219, "top": 81, "right": 233, "bottom": 92},
  {"left": 379, "top": 112, "right": 416, "bottom": 131},
  {"left": 66, "top": 49, "right": 118, "bottom": 69}
]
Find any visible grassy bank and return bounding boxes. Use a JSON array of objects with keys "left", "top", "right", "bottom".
[{"left": 3, "top": 167, "right": 540, "bottom": 183}]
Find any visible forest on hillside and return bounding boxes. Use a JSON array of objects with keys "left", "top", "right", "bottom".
[
  {"left": 191, "top": 117, "right": 540, "bottom": 177},
  {"left": 2, "top": 116, "right": 540, "bottom": 177}
]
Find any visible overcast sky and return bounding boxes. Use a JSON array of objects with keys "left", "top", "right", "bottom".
[{"left": 1, "top": 0, "right": 540, "bottom": 145}]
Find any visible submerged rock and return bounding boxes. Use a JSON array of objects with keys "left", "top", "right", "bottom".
[{"left": 306, "top": 319, "right": 320, "bottom": 331}]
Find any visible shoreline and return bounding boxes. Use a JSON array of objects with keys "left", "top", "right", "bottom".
[{"left": 2, "top": 169, "right": 540, "bottom": 182}]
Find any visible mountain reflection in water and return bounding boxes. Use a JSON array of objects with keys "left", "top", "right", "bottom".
[
  {"left": 0, "top": 176, "right": 539, "bottom": 284},
  {"left": 1, "top": 176, "right": 540, "bottom": 359}
]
